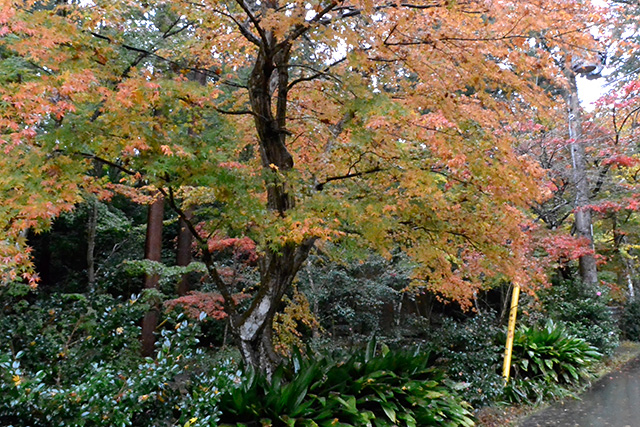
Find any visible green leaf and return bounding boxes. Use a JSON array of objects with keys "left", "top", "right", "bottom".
[{"left": 380, "top": 402, "right": 397, "bottom": 422}]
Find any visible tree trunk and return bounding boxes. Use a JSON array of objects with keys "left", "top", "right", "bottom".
[
  {"left": 217, "top": 39, "right": 317, "bottom": 375},
  {"left": 565, "top": 66, "right": 598, "bottom": 286},
  {"left": 86, "top": 197, "right": 98, "bottom": 292},
  {"left": 176, "top": 210, "right": 192, "bottom": 296},
  {"left": 233, "top": 240, "right": 315, "bottom": 376},
  {"left": 141, "top": 193, "right": 164, "bottom": 358}
]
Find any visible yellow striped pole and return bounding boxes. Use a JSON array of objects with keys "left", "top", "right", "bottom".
[{"left": 502, "top": 283, "right": 521, "bottom": 382}]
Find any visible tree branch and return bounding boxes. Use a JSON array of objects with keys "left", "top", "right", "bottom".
[
  {"left": 213, "top": 6, "right": 261, "bottom": 46},
  {"left": 287, "top": 57, "right": 346, "bottom": 90},
  {"left": 315, "top": 166, "right": 384, "bottom": 190},
  {"left": 234, "top": 0, "right": 269, "bottom": 47},
  {"left": 159, "top": 186, "right": 239, "bottom": 321}
]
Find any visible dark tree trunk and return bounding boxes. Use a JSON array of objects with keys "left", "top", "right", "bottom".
[
  {"left": 176, "top": 211, "right": 192, "bottom": 296},
  {"left": 233, "top": 240, "right": 315, "bottom": 375},
  {"left": 219, "top": 37, "right": 314, "bottom": 375},
  {"left": 141, "top": 193, "right": 164, "bottom": 358},
  {"left": 564, "top": 66, "right": 598, "bottom": 286},
  {"left": 86, "top": 197, "right": 98, "bottom": 292}
]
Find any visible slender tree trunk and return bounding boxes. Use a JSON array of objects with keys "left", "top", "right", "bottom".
[
  {"left": 86, "top": 197, "right": 98, "bottom": 292},
  {"left": 223, "top": 36, "right": 314, "bottom": 375},
  {"left": 176, "top": 210, "right": 192, "bottom": 296},
  {"left": 173, "top": 69, "right": 203, "bottom": 296},
  {"left": 141, "top": 193, "right": 164, "bottom": 358},
  {"left": 565, "top": 66, "right": 598, "bottom": 286},
  {"left": 625, "top": 259, "right": 635, "bottom": 300},
  {"left": 613, "top": 213, "right": 636, "bottom": 300}
]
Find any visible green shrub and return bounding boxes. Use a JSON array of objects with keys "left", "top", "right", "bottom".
[
  {"left": 218, "top": 340, "right": 475, "bottom": 427},
  {"left": 621, "top": 298, "right": 640, "bottom": 341},
  {"left": 426, "top": 313, "right": 504, "bottom": 407},
  {"left": 532, "top": 279, "right": 619, "bottom": 356},
  {"left": 503, "top": 320, "right": 601, "bottom": 404},
  {"left": 0, "top": 292, "right": 148, "bottom": 386},
  {"left": 0, "top": 294, "right": 242, "bottom": 427},
  {"left": 298, "top": 253, "right": 411, "bottom": 338}
]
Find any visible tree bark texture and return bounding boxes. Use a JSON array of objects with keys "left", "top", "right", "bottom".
[
  {"left": 176, "top": 211, "right": 192, "bottom": 296},
  {"left": 565, "top": 67, "right": 598, "bottom": 286},
  {"left": 86, "top": 197, "right": 98, "bottom": 292},
  {"left": 220, "top": 35, "right": 314, "bottom": 375},
  {"left": 234, "top": 240, "right": 315, "bottom": 375},
  {"left": 141, "top": 193, "right": 164, "bottom": 358}
]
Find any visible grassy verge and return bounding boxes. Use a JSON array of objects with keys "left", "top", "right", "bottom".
[{"left": 474, "top": 340, "right": 640, "bottom": 427}]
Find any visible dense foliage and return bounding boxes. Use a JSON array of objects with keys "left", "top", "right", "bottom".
[
  {"left": 217, "top": 341, "right": 474, "bottom": 427},
  {"left": 529, "top": 280, "right": 620, "bottom": 356},
  {"left": 3, "top": 0, "right": 640, "bottom": 424},
  {"left": 621, "top": 299, "right": 640, "bottom": 341},
  {"left": 0, "top": 291, "right": 242, "bottom": 427},
  {"left": 503, "top": 321, "right": 602, "bottom": 404},
  {"left": 426, "top": 314, "right": 505, "bottom": 407}
]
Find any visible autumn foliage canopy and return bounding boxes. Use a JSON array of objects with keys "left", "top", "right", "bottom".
[{"left": 0, "top": 0, "right": 610, "bottom": 368}]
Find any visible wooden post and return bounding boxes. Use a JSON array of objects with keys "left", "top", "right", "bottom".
[{"left": 502, "top": 283, "right": 520, "bottom": 382}]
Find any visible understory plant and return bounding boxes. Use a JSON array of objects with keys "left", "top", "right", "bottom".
[
  {"left": 533, "top": 279, "right": 619, "bottom": 355},
  {"left": 503, "top": 320, "right": 602, "bottom": 403},
  {"left": 217, "top": 340, "right": 475, "bottom": 427},
  {"left": 0, "top": 292, "right": 242, "bottom": 427},
  {"left": 426, "top": 313, "right": 504, "bottom": 407},
  {"left": 621, "top": 298, "right": 640, "bottom": 341}
]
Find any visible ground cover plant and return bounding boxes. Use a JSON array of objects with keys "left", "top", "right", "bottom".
[
  {"left": 217, "top": 341, "right": 475, "bottom": 427},
  {"left": 0, "top": 291, "right": 243, "bottom": 427},
  {"left": 503, "top": 321, "right": 602, "bottom": 404}
]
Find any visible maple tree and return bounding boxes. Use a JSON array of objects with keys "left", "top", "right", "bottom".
[
  {"left": 580, "top": 79, "right": 640, "bottom": 298},
  {"left": 522, "top": 64, "right": 640, "bottom": 297},
  {"left": 0, "top": 0, "right": 603, "bottom": 372}
]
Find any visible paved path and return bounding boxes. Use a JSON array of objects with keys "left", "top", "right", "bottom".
[{"left": 519, "top": 357, "right": 640, "bottom": 427}]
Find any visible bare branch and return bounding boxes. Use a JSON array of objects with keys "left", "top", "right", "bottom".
[
  {"left": 213, "top": 6, "right": 261, "bottom": 46},
  {"left": 282, "top": 0, "right": 339, "bottom": 46},
  {"left": 234, "top": 0, "right": 269, "bottom": 47},
  {"left": 287, "top": 56, "right": 347, "bottom": 90},
  {"left": 315, "top": 166, "right": 384, "bottom": 190}
]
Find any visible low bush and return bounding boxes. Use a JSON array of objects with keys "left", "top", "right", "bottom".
[
  {"left": 503, "top": 320, "right": 602, "bottom": 404},
  {"left": 621, "top": 298, "right": 640, "bottom": 341},
  {"left": 532, "top": 279, "right": 619, "bottom": 356},
  {"left": 218, "top": 340, "right": 475, "bottom": 427},
  {"left": 0, "top": 293, "right": 242, "bottom": 427},
  {"left": 425, "top": 313, "right": 504, "bottom": 407}
]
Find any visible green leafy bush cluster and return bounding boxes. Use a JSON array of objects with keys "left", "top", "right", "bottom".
[
  {"left": 532, "top": 279, "right": 619, "bottom": 356},
  {"left": 298, "top": 253, "right": 411, "bottom": 338},
  {"left": 503, "top": 321, "right": 601, "bottom": 403},
  {"left": 621, "top": 298, "right": 640, "bottom": 341},
  {"left": 425, "top": 313, "right": 505, "bottom": 407},
  {"left": 0, "top": 292, "right": 242, "bottom": 427},
  {"left": 217, "top": 340, "right": 475, "bottom": 427}
]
